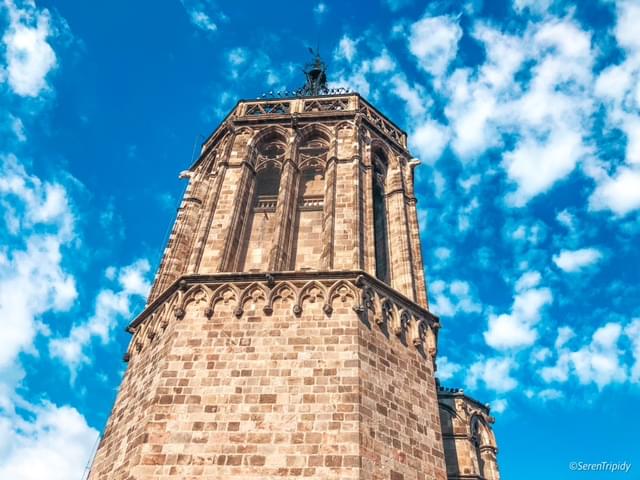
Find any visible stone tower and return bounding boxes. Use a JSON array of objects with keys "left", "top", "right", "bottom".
[{"left": 88, "top": 56, "right": 500, "bottom": 480}]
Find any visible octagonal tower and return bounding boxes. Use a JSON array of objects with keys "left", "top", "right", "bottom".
[{"left": 88, "top": 58, "right": 499, "bottom": 480}]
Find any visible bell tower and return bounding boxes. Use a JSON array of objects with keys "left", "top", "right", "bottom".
[{"left": 88, "top": 55, "right": 499, "bottom": 480}]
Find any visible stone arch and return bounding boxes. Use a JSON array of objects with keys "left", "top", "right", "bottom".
[
  {"left": 248, "top": 125, "right": 289, "bottom": 149},
  {"left": 239, "top": 282, "right": 268, "bottom": 313},
  {"left": 470, "top": 415, "right": 499, "bottom": 480},
  {"left": 470, "top": 415, "right": 496, "bottom": 449},
  {"left": 135, "top": 318, "right": 150, "bottom": 352},
  {"left": 296, "top": 280, "right": 327, "bottom": 313},
  {"left": 369, "top": 138, "right": 393, "bottom": 168},
  {"left": 237, "top": 128, "right": 289, "bottom": 273},
  {"left": 180, "top": 285, "right": 212, "bottom": 312},
  {"left": 295, "top": 123, "right": 332, "bottom": 149},
  {"left": 371, "top": 147, "right": 391, "bottom": 284},
  {"left": 334, "top": 120, "right": 354, "bottom": 132},
  {"left": 248, "top": 126, "right": 290, "bottom": 168},
  {"left": 387, "top": 303, "right": 401, "bottom": 336},
  {"left": 265, "top": 281, "right": 297, "bottom": 313},
  {"left": 408, "top": 315, "right": 423, "bottom": 347},
  {"left": 327, "top": 280, "right": 357, "bottom": 310},
  {"left": 144, "top": 310, "right": 165, "bottom": 348},
  {"left": 210, "top": 284, "right": 240, "bottom": 316},
  {"left": 290, "top": 127, "right": 331, "bottom": 271}
]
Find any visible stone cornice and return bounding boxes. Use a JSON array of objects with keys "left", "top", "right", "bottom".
[
  {"left": 126, "top": 271, "right": 440, "bottom": 363},
  {"left": 437, "top": 385, "right": 493, "bottom": 418}
]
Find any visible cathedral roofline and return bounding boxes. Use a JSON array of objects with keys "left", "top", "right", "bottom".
[
  {"left": 192, "top": 93, "right": 410, "bottom": 172},
  {"left": 437, "top": 382, "right": 493, "bottom": 416}
]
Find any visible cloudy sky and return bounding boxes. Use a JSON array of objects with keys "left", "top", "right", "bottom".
[{"left": 1, "top": 0, "right": 639, "bottom": 478}]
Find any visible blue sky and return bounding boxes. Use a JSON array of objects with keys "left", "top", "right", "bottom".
[{"left": 1, "top": 0, "right": 639, "bottom": 478}]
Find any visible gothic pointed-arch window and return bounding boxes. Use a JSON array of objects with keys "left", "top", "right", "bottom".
[
  {"left": 471, "top": 419, "right": 485, "bottom": 477},
  {"left": 238, "top": 133, "right": 285, "bottom": 272},
  {"left": 292, "top": 135, "right": 328, "bottom": 270},
  {"left": 372, "top": 150, "right": 390, "bottom": 284}
]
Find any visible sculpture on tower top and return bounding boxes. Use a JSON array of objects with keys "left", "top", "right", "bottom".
[
  {"left": 260, "top": 48, "right": 350, "bottom": 98},
  {"left": 301, "top": 48, "right": 328, "bottom": 96}
]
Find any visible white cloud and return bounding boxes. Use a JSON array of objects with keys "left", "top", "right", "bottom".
[
  {"left": 484, "top": 271, "right": 552, "bottom": 350},
  {"left": 515, "top": 270, "right": 541, "bottom": 291},
  {"left": 589, "top": 168, "right": 640, "bottom": 216},
  {"left": 0, "top": 153, "right": 100, "bottom": 480},
  {"left": 227, "top": 47, "right": 248, "bottom": 66},
  {"left": 459, "top": 174, "right": 481, "bottom": 192},
  {"left": 625, "top": 319, "right": 640, "bottom": 382},
  {"left": 436, "top": 356, "right": 461, "bottom": 381},
  {"left": 552, "top": 247, "right": 602, "bottom": 273},
  {"left": 589, "top": 1, "right": 640, "bottom": 215},
  {"left": 537, "top": 388, "right": 563, "bottom": 400},
  {"left": 335, "top": 35, "right": 357, "bottom": 63},
  {"left": 503, "top": 129, "right": 585, "bottom": 206},
  {"left": 0, "top": 401, "right": 98, "bottom": 480},
  {"left": 554, "top": 325, "right": 575, "bottom": 349},
  {"left": 466, "top": 357, "right": 518, "bottom": 393},
  {"left": 614, "top": 0, "right": 640, "bottom": 53},
  {"left": 570, "top": 323, "right": 627, "bottom": 389},
  {"left": 438, "top": 18, "right": 594, "bottom": 203},
  {"left": 541, "top": 322, "right": 628, "bottom": 389},
  {"left": 372, "top": 51, "right": 396, "bottom": 74},
  {"left": 49, "top": 259, "right": 151, "bottom": 379},
  {"left": 540, "top": 352, "right": 570, "bottom": 383},
  {"left": 513, "top": 0, "right": 552, "bottom": 14},
  {"left": 313, "top": 2, "right": 327, "bottom": 20},
  {"left": 180, "top": 0, "right": 222, "bottom": 32},
  {"left": 2, "top": 0, "right": 57, "bottom": 97},
  {"left": 0, "top": 154, "right": 76, "bottom": 369},
  {"left": 410, "top": 120, "right": 448, "bottom": 164},
  {"left": 390, "top": 74, "right": 426, "bottom": 118},
  {"left": 408, "top": 15, "right": 462, "bottom": 79},
  {"left": 490, "top": 398, "right": 508, "bottom": 413},
  {"left": 9, "top": 115, "right": 26, "bottom": 142},
  {"left": 556, "top": 209, "right": 575, "bottom": 230},
  {"left": 434, "top": 247, "right": 451, "bottom": 261},
  {"left": 429, "top": 279, "right": 481, "bottom": 317}
]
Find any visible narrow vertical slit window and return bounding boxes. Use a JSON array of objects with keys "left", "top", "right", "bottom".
[{"left": 372, "top": 152, "right": 390, "bottom": 284}]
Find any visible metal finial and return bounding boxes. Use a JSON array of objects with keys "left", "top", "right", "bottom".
[
  {"left": 258, "top": 47, "right": 351, "bottom": 99},
  {"left": 301, "top": 47, "right": 328, "bottom": 96}
]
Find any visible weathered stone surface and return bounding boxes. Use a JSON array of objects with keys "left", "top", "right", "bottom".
[{"left": 88, "top": 94, "right": 499, "bottom": 480}]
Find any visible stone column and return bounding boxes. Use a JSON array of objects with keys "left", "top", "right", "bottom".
[
  {"left": 185, "top": 158, "right": 228, "bottom": 274},
  {"left": 385, "top": 158, "right": 416, "bottom": 300},
  {"left": 361, "top": 146, "right": 376, "bottom": 276},
  {"left": 320, "top": 156, "right": 336, "bottom": 270},
  {"left": 148, "top": 174, "right": 202, "bottom": 302},
  {"left": 199, "top": 129, "right": 253, "bottom": 273},
  {"left": 480, "top": 447, "right": 500, "bottom": 480},
  {"left": 405, "top": 160, "right": 428, "bottom": 307},
  {"left": 217, "top": 161, "right": 255, "bottom": 272},
  {"left": 268, "top": 158, "right": 299, "bottom": 271}
]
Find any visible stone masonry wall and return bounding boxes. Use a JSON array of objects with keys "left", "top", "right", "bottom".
[
  {"left": 359, "top": 318, "right": 447, "bottom": 480},
  {"left": 88, "top": 274, "right": 445, "bottom": 479},
  {"left": 89, "top": 301, "right": 177, "bottom": 479}
]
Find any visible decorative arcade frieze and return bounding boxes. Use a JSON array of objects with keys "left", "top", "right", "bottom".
[{"left": 125, "top": 271, "right": 439, "bottom": 366}]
